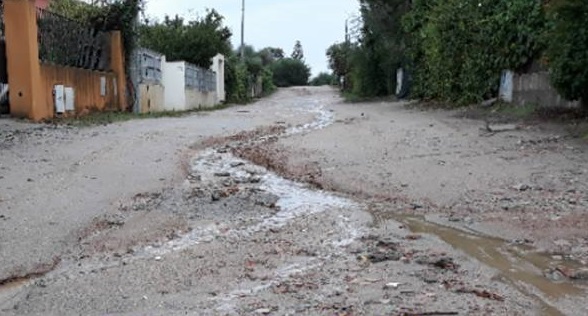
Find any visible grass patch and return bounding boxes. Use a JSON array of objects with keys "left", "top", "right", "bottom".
[
  {"left": 493, "top": 102, "right": 537, "bottom": 119},
  {"left": 49, "top": 104, "right": 231, "bottom": 127}
]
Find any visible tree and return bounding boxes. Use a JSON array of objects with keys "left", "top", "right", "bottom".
[
  {"left": 271, "top": 58, "right": 311, "bottom": 87},
  {"left": 326, "top": 42, "right": 351, "bottom": 84},
  {"left": 259, "top": 47, "right": 285, "bottom": 66},
  {"left": 140, "top": 10, "right": 232, "bottom": 68},
  {"left": 546, "top": 0, "right": 588, "bottom": 108},
  {"left": 310, "top": 72, "right": 336, "bottom": 86},
  {"left": 291, "top": 40, "right": 304, "bottom": 60}
]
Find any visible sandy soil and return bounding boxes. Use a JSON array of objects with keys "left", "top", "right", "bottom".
[{"left": 0, "top": 87, "right": 587, "bottom": 315}]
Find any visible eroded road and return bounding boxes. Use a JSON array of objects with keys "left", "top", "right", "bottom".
[{"left": 1, "top": 87, "right": 588, "bottom": 315}]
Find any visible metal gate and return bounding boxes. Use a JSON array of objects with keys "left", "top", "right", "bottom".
[{"left": 0, "top": 0, "right": 9, "bottom": 115}]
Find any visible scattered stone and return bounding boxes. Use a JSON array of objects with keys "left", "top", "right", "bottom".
[
  {"left": 513, "top": 183, "right": 531, "bottom": 191},
  {"left": 405, "top": 234, "right": 422, "bottom": 241},
  {"left": 570, "top": 268, "right": 588, "bottom": 280},
  {"left": 363, "top": 251, "right": 402, "bottom": 263},
  {"left": 187, "top": 173, "right": 201, "bottom": 181},
  {"left": 253, "top": 192, "right": 279, "bottom": 208},
  {"left": 250, "top": 176, "right": 262, "bottom": 183},
  {"left": 544, "top": 268, "right": 566, "bottom": 282},
  {"left": 154, "top": 256, "right": 162, "bottom": 261},
  {"left": 411, "top": 203, "right": 424, "bottom": 210},
  {"left": 230, "top": 161, "right": 245, "bottom": 168},
  {"left": 487, "top": 123, "right": 519, "bottom": 133},
  {"left": 211, "top": 190, "right": 222, "bottom": 201},
  {"left": 254, "top": 308, "right": 272, "bottom": 314},
  {"left": 448, "top": 216, "right": 462, "bottom": 222},
  {"left": 481, "top": 98, "right": 498, "bottom": 107},
  {"left": 384, "top": 282, "right": 401, "bottom": 289},
  {"left": 214, "top": 172, "right": 231, "bottom": 177}
]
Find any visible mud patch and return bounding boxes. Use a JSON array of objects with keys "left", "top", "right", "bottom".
[
  {"left": 0, "top": 257, "right": 61, "bottom": 297},
  {"left": 396, "top": 216, "right": 588, "bottom": 315}
]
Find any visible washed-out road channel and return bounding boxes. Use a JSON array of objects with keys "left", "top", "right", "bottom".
[{"left": 1, "top": 86, "right": 588, "bottom": 315}]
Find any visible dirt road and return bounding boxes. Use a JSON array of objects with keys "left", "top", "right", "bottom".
[{"left": 0, "top": 87, "right": 587, "bottom": 315}]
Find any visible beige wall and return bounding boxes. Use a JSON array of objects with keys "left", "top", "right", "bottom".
[{"left": 139, "top": 84, "right": 165, "bottom": 113}]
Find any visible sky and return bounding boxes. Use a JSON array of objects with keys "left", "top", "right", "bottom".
[{"left": 144, "top": 0, "right": 360, "bottom": 77}]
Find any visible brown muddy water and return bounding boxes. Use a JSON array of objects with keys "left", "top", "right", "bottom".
[{"left": 395, "top": 215, "right": 588, "bottom": 316}]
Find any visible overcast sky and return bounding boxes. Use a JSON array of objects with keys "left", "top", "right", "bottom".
[{"left": 144, "top": 0, "right": 359, "bottom": 77}]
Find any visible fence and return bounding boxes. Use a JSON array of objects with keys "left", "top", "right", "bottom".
[
  {"left": 129, "top": 48, "right": 223, "bottom": 113},
  {"left": 131, "top": 48, "right": 165, "bottom": 113},
  {"left": 36, "top": 8, "right": 111, "bottom": 71},
  {"left": 2, "top": 0, "right": 125, "bottom": 120},
  {"left": 185, "top": 62, "right": 216, "bottom": 92}
]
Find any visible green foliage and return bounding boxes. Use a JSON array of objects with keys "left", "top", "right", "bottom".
[
  {"left": 335, "top": 0, "right": 409, "bottom": 98},
  {"left": 225, "top": 56, "right": 250, "bottom": 103},
  {"left": 140, "top": 11, "right": 232, "bottom": 68},
  {"left": 291, "top": 40, "right": 304, "bottom": 60},
  {"left": 310, "top": 72, "right": 336, "bottom": 86},
  {"left": 326, "top": 42, "right": 350, "bottom": 80},
  {"left": 546, "top": 0, "right": 588, "bottom": 107},
  {"left": 261, "top": 67, "right": 277, "bottom": 96},
  {"left": 403, "top": 0, "right": 547, "bottom": 105},
  {"left": 271, "top": 58, "right": 311, "bottom": 87},
  {"left": 259, "top": 47, "right": 285, "bottom": 65},
  {"left": 224, "top": 45, "right": 282, "bottom": 102}
]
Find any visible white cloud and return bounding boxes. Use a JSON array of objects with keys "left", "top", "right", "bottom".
[{"left": 143, "top": 0, "right": 359, "bottom": 77}]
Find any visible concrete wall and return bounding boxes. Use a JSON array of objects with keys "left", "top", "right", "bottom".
[
  {"left": 162, "top": 61, "right": 186, "bottom": 111},
  {"left": 500, "top": 70, "right": 580, "bottom": 108},
  {"left": 40, "top": 64, "right": 118, "bottom": 114}
]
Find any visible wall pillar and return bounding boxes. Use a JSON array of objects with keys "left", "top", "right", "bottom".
[
  {"left": 4, "top": 0, "right": 47, "bottom": 121},
  {"left": 110, "top": 31, "right": 127, "bottom": 111}
]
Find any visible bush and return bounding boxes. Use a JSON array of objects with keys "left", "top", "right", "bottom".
[
  {"left": 271, "top": 58, "right": 311, "bottom": 87},
  {"left": 261, "top": 67, "right": 277, "bottom": 96},
  {"left": 225, "top": 56, "right": 250, "bottom": 103},
  {"left": 546, "top": 0, "right": 588, "bottom": 107},
  {"left": 403, "top": 0, "right": 546, "bottom": 105},
  {"left": 310, "top": 72, "right": 336, "bottom": 86}
]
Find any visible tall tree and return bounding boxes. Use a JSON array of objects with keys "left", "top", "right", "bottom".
[
  {"left": 140, "top": 10, "right": 232, "bottom": 68},
  {"left": 291, "top": 40, "right": 304, "bottom": 60}
]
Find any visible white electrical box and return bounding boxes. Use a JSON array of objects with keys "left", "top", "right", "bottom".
[
  {"left": 64, "top": 87, "right": 75, "bottom": 111},
  {"left": 54, "top": 85, "right": 65, "bottom": 114},
  {"left": 100, "top": 77, "right": 107, "bottom": 96}
]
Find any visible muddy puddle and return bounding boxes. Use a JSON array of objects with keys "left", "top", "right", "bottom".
[{"left": 396, "top": 215, "right": 587, "bottom": 315}]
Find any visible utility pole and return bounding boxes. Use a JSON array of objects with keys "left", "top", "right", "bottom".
[
  {"left": 345, "top": 19, "right": 349, "bottom": 44},
  {"left": 240, "top": 0, "right": 245, "bottom": 60}
]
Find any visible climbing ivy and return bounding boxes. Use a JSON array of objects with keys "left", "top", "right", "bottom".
[
  {"left": 403, "top": 0, "right": 547, "bottom": 105},
  {"left": 545, "top": 0, "right": 588, "bottom": 107}
]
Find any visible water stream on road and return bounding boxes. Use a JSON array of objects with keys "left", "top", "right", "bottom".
[{"left": 396, "top": 215, "right": 588, "bottom": 316}]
